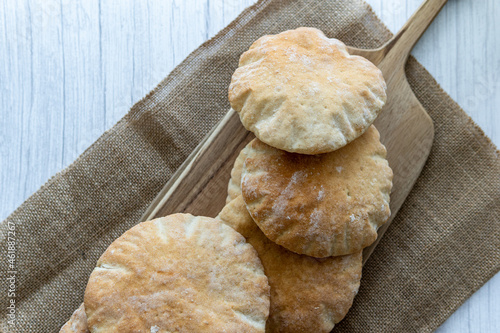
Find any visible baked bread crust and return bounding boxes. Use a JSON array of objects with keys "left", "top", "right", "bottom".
[
  {"left": 241, "top": 126, "right": 393, "bottom": 257},
  {"left": 84, "top": 214, "right": 270, "bottom": 333},
  {"left": 226, "top": 144, "right": 250, "bottom": 204},
  {"left": 217, "top": 196, "right": 362, "bottom": 332},
  {"left": 229, "top": 27, "right": 386, "bottom": 154},
  {"left": 59, "top": 303, "right": 89, "bottom": 333}
]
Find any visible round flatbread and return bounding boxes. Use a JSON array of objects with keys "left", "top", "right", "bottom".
[
  {"left": 226, "top": 144, "right": 250, "bottom": 204},
  {"left": 217, "top": 196, "right": 362, "bottom": 332},
  {"left": 84, "top": 214, "right": 270, "bottom": 333},
  {"left": 241, "top": 126, "right": 393, "bottom": 257},
  {"left": 229, "top": 27, "right": 386, "bottom": 154},
  {"left": 59, "top": 303, "right": 89, "bottom": 333}
]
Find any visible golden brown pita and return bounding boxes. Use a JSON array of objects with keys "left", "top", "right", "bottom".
[
  {"left": 241, "top": 126, "right": 393, "bottom": 257},
  {"left": 229, "top": 27, "right": 386, "bottom": 154},
  {"left": 226, "top": 144, "right": 250, "bottom": 204},
  {"left": 84, "top": 214, "right": 270, "bottom": 332},
  {"left": 217, "top": 196, "right": 362, "bottom": 332},
  {"left": 59, "top": 303, "right": 89, "bottom": 333}
]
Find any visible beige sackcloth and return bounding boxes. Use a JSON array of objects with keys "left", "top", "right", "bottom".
[{"left": 1, "top": 0, "right": 498, "bottom": 331}]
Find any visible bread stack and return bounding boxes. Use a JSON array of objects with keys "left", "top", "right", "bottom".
[{"left": 60, "top": 27, "right": 392, "bottom": 333}]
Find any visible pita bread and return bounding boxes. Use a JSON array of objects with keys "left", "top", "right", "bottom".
[
  {"left": 226, "top": 144, "right": 250, "bottom": 203},
  {"left": 229, "top": 27, "right": 386, "bottom": 154},
  {"left": 59, "top": 303, "right": 89, "bottom": 333},
  {"left": 241, "top": 126, "right": 393, "bottom": 257},
  {"left": 84, "top": 214, "right": 270, "bottom": 332},
  {"left": 217, "top": 196, "right": 362, "bottom": 332}
]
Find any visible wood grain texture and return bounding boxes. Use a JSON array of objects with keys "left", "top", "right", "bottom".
[
  {"left": 0, "top": 0, "right": 498, "bottom": 331},
  {"left": 141, "top": 109, "right": 255, "bottom": 220}
]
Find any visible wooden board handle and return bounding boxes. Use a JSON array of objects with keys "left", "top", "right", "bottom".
[
  {"left": 348, "top": 0, "right": 447, "bottom": 66},
  {"left": 382, "top": 0, "right": 448, "bottom": 68}
]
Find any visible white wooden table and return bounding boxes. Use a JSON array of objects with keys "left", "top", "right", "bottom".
[{"left": 1, "top": 0, "right": 498, "bottom": 331}]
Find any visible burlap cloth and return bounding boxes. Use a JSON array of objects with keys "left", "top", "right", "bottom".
[{"left": 1, "top": 0, "right": 499, "bottom": 331}]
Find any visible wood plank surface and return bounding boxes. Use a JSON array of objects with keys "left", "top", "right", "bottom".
[{"left": 1, "top": 0, "right": 498, "bottom": 331}]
